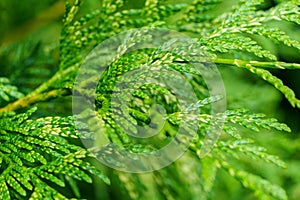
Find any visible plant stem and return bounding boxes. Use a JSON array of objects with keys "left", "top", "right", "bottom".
[
  {"left": 0, "top": 65, "right": 78, "bottom": 113},
  {"left": 28, "top": 65, "right": 78, "bottom": 97},
  {"left": 1, "top": 58, "right": 299, "bottom": 113},
  {"left": 0, "top": 89, "right": 69, "bottom": 113},
  {"left": 213, "top": 58, "right": 300, "bottom": 69}
]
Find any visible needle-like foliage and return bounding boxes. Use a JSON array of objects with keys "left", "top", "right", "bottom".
[{"left": 0, "top": 0, "right": 299, "bottom": 199}]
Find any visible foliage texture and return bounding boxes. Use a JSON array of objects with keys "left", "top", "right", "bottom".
[{"left": 0, "top": 0, "right": 300, "bottom": 199}]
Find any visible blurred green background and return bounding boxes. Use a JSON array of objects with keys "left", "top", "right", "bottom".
[{"left": 0, "top": 0, "right": 299, "bottom": 199}]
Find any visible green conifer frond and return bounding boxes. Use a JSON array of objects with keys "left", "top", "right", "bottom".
[
  {"left": 0, "top": 77, "right": 24, "bottom": 102},
  {"left": 219, "top": 161, "right": 288, "bottom": 200},
  {"left": 1, "top": 0, "right": 300, "bottom": 199},
  {"left": 202, "top": 34, "right": 278, "bottom": 60},
  {"left": 0, "top": 108, "right": 109, "bottom": 199}
]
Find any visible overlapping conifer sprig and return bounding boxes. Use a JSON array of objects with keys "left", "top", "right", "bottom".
[
  {"left": 0, "top": 0, "right": 299, "bottom": 199},
  {"left": 186, "top": 107, "right": 291, "bottom": 200},
  {"left": 0, "top": 77, "right": 24, "bottom": 102},
  {"left": 206, "top": 0, "right": 300, "bottom": 108},
  {"left": 54, "top": 0, "right": 300, "bottom": 108},
  {"left": 0, "top": 107, "right": 110, "bottom": 199}
]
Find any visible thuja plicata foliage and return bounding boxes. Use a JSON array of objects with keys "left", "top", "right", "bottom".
[{"left": 0, "top": 0, "right": 300, "bottom": 199}]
